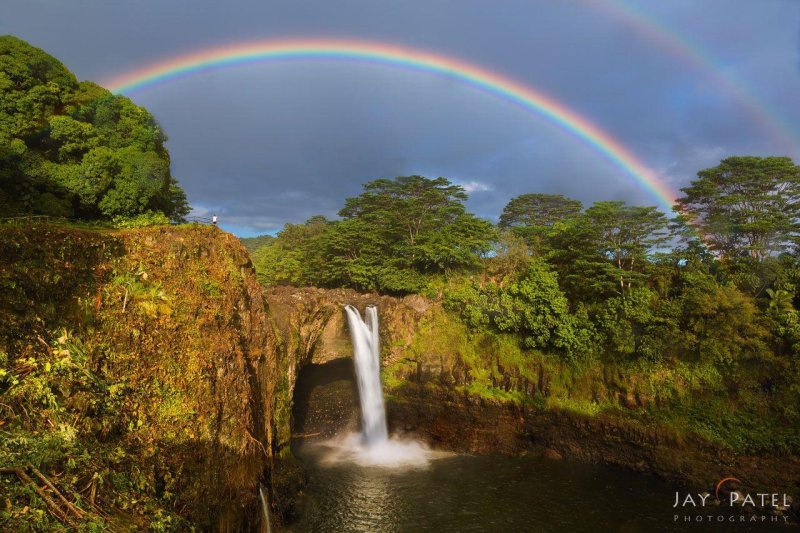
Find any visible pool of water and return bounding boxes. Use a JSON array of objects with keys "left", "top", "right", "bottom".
[{"left": 287, "top": 441, "right": 793, "bottom": 532}]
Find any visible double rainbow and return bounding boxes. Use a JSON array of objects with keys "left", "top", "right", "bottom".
[{"left": 103, "top": 38, "right": 679, "bottom": 212}]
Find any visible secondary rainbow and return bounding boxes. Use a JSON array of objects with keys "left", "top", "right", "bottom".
[
  {"left": 103, "top": 38, "right": 678, "bottom": 212},
  {"left": 594, "top": 0, "right": 798, "bottom": 152}
]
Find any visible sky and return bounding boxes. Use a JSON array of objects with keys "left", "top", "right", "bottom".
[{"left": 3, "top": 0, "right": 800, "bottom": 236}]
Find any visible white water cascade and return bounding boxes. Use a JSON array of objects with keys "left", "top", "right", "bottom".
[
  {"left": 344, "top": 304, "right": 388, "bottom": 446},
  {"left": 316, "top": 304, "right": 438, "bottom": 467}
]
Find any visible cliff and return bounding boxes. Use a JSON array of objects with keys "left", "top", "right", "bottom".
[{"left": 0, "top": 224, "right": 281, "bottom": 530}]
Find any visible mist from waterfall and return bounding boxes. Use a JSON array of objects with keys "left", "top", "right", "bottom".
[
  {"left": 344, "top": 305, "right": 388, "bottom": 446},
  {"left": 318, "top": 304, "right": 436, "bottom": 468}
]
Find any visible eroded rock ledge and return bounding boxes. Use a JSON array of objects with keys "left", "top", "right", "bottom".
[{"left": 387, "top": 385, "right": 800, "bottom": 498}]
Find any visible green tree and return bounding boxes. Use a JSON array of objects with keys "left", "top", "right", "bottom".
[
  {"left": 675, "top": 156, "right": 800, "bottom": 261},
  {"left": 498, "top": 193, "right": 582, "bottom": 252},
  {"left": 314, "top": 217, "right": 391, "bottom": 290},
  {"left": 337, "top": 176, "right": 494, "bottom": 291},
  {"left": 499, "top": 193, "right": 582, "bottom": 229},
  {"left": 766, "top": 288, "right": 794, "bottom": 314},
  {"left": 252, "top": 216, "right": 330, "bottom": 286},
  {"left": 678, "top": 271, "right": 774, "bottom": 366},
  {"left": 585, "top": 201, "right": 671, "bottom": 291},
  {"left": 445, "top": 260, "right": 594, "bottom": 360},
  {"left": 548, "top": 201, "right": 670, "bottom": 299},
  {"left": 485, "top": 230, "right": 532, "bottom": 283},
  {"left": 0, "top": 36, "right": 189, "bottom": 221},
  {"left": 594, "top": 287, "right": 682, "bottom": 362},
  {"left": 253, "top": 177, "right": 494, "bottom": 293}
]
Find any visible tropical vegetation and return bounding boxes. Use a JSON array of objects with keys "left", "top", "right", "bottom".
[{"left": 0, "top": 35, "right": 189, "bottom": 223}]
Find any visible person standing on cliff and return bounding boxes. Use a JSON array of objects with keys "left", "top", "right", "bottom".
[{"left": 212, "top": 214, "right": 217, "bottom": 226}]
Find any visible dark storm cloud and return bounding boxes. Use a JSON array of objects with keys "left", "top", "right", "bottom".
[{"left": 3, "top": 0, "right": 799, "bottom": 235}]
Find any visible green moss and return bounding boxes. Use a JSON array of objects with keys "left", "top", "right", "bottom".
[{"left": 547, "top": 396, "right": 606, "bottom": 417}]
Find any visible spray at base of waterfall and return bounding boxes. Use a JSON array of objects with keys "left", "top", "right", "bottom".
[{"left": 315, "top": 432, "right": 448, "bottom": 468}]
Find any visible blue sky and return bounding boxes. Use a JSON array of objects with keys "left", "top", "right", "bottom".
[{"left": 3, "top": 0, "right": 799, "bottom": 236}]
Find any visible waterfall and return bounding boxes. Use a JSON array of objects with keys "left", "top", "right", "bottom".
[
  {"left": 258, "top": 485, "right": 272, "bottom": 533},
  {"left": 344, "top": 305, "right": 388, "bottom": 447},
  {"left": 321, "top": 304, "right": 431, "bottom": 467}
]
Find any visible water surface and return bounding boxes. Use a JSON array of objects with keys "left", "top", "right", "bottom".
[{"left": 288, "top": 442, "right": 792, "bottom": 532}]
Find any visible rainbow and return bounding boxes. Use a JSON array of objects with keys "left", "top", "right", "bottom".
[
  {"left": 595, "top": 0, "right": 798, "bottom": 152},
  {"left": 103, "top": 38, "right": 678, "bottom": 212}
]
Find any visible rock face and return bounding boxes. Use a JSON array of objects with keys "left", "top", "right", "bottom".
[
  {"left": 103, "top": 226, "right": 281, "bottom": 529},
  {"left": 0, "top": 225, "right": 281, "bottom": 529},
  {"left": 291, "top": 359, "right": 360, "bottom": 440},
  {"left": 386, "top": 386, "right": 800, "bottom": 502},
  {"left": 264, "top": 286, "right": 430, "bottom": 365}
]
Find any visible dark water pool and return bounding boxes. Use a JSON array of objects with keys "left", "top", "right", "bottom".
[{"left": 287, "top": 442, "right": 793, "bottom": 533}]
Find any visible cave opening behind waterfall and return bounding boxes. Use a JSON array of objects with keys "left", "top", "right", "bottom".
[{"left": 291, "top": 358, "right": 361, "bottom": 443}]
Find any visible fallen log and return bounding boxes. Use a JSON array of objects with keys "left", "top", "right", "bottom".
[
  {"left": 0, "top": 467, "right": 74, "bottom": 525},
  {"left": 28, "top": 463, "right": 86, "bottom": 519}
]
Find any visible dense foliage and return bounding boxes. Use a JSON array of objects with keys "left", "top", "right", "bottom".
[
  {"left": 0, "top": 36, "right": 189, "bottom": 222},
  {"left": 498, "top": 193, "right": 582, "bottom": 253},
  {"left": 0, "top": 226, "right": 273, "bottom": 529},
  {"left": 253, "top": 176, "right": 494, "bottom": 293}
]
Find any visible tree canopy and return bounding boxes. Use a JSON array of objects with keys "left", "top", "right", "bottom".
[
  {"left": 253, "top": 176, "right": 494, "bottom": 293},
  {"left": 0, "top": 35, "right": 189, "bottom": 221},
  {"left": 499, "top": 193, "right": 582, "bottom": 229},
  {"left": 675, "top": 156, "right": 800, "bottom": 261},
  {"left": 498, "top": 193, "right": 582, "bottom": 251}
]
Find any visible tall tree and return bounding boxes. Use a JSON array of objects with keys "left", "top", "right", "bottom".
[
  {"left": 548, "top": 201, "right": 670, "bottom": 298},
  {"left": 585, "top": 201, "right": 671, "bottom": 291},
  {"left": 498, "top": 193, "right": 582, "bottom": 229},
  {"left": 675, "top": 156, "right": 800, "bottom": 261},
  {"left": 253, "top": 177, "right": 494, "bottom": 293},
  {"left": 498, "top": 193, "right": 582, "bottom": 253},
  {"left": 339, "top": 176, "right": 494, "bottom": 277},
  {"left": 340, "top": 176, "right": 467, "bottom": 251}
]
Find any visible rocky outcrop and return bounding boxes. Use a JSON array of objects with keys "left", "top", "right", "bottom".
[
  {"left": 264, "top": 286, "right": 430, "bottom": 366},
  {"left": 0, "top": 225, "right": 281, "bottom": 529},
  {"left": 387, "top": 385, "right": 800, "bottom": 498}
]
